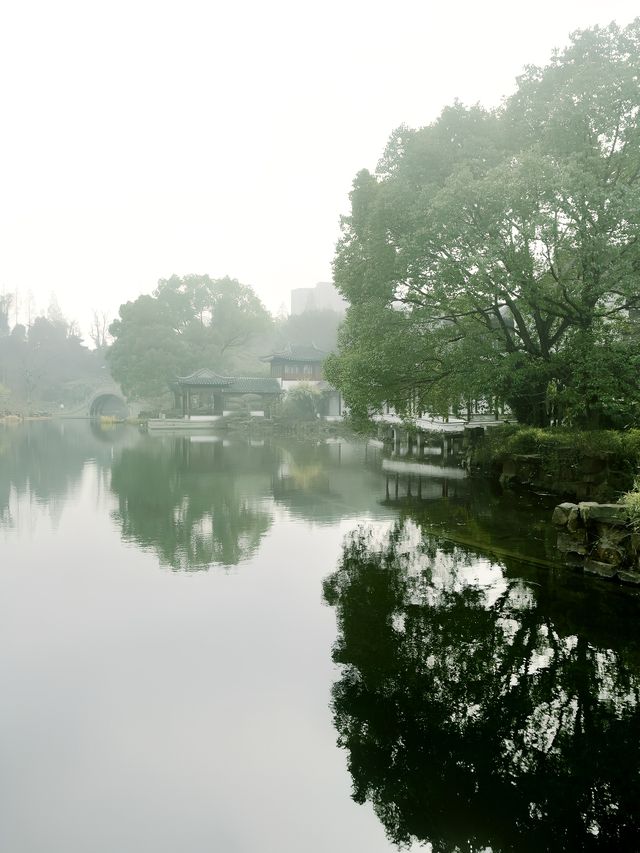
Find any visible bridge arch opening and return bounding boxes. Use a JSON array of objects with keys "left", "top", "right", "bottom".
[{"left": 89, "top": 394, "right": 129, "bottom": 419}]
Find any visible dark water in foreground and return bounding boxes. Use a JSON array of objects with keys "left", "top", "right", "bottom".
[{"left": 1, "top": 421, "right": 640, "bottom": 852}]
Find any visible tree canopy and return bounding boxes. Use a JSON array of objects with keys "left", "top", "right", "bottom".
[
  {"left": 274, "top": 308, "right": 343, "bottom": 354},
  {"left": 326, "top": 21, "right": 640, "bottom": 427},
  {"left": 107, "top": 275, "right": 272, "bottom": 399}
]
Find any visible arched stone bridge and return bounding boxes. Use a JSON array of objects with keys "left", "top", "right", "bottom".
[{"left": 58, "top": 382, "right": 151, "bottom": 419}]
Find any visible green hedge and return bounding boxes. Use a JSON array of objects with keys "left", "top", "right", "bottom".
[{"left": 477, "top": 426, "right": 640, "bottom": 472}]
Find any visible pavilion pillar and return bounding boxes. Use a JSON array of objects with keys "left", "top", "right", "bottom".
[{"left": 213, "top": 393, "right": 223, "bottom": 415}]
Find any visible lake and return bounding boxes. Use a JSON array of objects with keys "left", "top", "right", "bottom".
[{"left": 2, "top": 421, "right": 640, "bottom": 852}]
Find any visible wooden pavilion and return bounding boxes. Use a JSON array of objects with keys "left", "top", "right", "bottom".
[{"left": 172, "top": 369, "right": 282, "bottom": 417}]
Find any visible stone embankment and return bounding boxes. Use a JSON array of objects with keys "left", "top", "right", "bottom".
[
  {"left": 498, "top": 452, "right": 629, "bottom": 502},
  {"left": 552, "top": 501, "right": 640, "bottom": 584}
]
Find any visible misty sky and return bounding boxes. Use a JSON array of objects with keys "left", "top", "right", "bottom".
[{"left": 1, "top": 0, "right": 638, "bottom": 335}]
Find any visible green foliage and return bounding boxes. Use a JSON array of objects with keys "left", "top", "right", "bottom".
[
  {"left": 330, "top": 21, "right": 640, "bottom": 427},
  {"left": 0, "top": 312, "right": 105, "bottom": 410},
  {"left": 108, "top": 275, "right": 272, "bottom": 399},
  {"left": 621, "top": 480, "right": 640, "bottom": 530},
  {"left": 478, "top": 425, "right": 640, "bottom": 477},
  {"left": 274, "top": 309, "right": 343, "bottom": 354},
  {"left": 278, "top": 383, "right": 321, "bottom": 421}
]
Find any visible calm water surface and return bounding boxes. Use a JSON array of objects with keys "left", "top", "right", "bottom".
[{"left": 2, "top": 421, "right": 640, "bottom": 852}]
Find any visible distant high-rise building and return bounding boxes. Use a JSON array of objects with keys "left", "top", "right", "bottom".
[{"left": 290, "top": 282, "right": 347, "bottom": 316}]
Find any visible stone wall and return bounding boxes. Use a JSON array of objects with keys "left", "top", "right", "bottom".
[
  {"left": 498, "top": 452, "right": 630, "bottom": 501},
  {"left": 552, "top": 501, "right": 640, "bottom": 584}
]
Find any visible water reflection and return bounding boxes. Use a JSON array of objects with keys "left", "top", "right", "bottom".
[
  {"left": 0, "top": 420, "right": 132, "bottom": 530},
  {"left": 272, "top": 439, "right": 390, "bottom": 525},
  {"left": 110, "top": 437, "right": 278, "bottom": 570},
  {"left": 110, "top": 436, "right": 392, "bottom": 569},
  {"left": 372, "top": 444, "right": 560, "bottom": 568},
  {"left": 324, "top": 520, "right": 640, "bottom": 851},
  {"left": 1, "top": 424, "right": 393, "bottom": 569}
]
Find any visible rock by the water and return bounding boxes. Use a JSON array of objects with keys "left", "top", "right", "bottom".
[
  {"left": 580, "top": 503, "right": 629, "bottom": 524},
  {"left": 584, "top": 558, "right": 618, "bottom": 579},
  {"left": 552, "top": 503, "right": 578, "bottom": 527},
  {"left": 557, "top": 531, "right": 588, "bottom": 555},
  {"left": 618, "top": 570, "right": 640, "bottom": 586}
]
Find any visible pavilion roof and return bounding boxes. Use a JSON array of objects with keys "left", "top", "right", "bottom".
[
  {"left": 174, "top": 369, "right": 281, "bottom": 395},
  {"left": 175, "top": 369, "right": 234, "bottom": 387},
  {"left": 261, "top": 343, "right": 328, "bottom": 363}
]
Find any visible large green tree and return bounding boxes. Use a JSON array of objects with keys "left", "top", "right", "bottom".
[
  {"left": 327, "top": 21, "right": 640, "bottom": 426},
  {"left": 108, "top": 275, "right": 272, "bottom": 399}
]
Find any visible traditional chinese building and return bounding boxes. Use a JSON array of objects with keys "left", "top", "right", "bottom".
[
  {"left": 261, "top": 344, "right": 344, "bottom": 418},
  {"left": 170, "top": 369, "right": 281, "bottom": 418},
  {"left": 261, "top": 343, "right": 327, "bottom": 388}
]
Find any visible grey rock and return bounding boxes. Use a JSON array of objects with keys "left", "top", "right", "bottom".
[
  {"left": 567, "top": 505, "right": 582, "bottom": 532},
  {"left": 552, "top": 503, "right": 578, "bottom": 527},
  {"left": 578, "top": 502, "right": 600, "bottom": 522},
  {"left": 557, "top": 531, "right": 587, "bottom": 555},
  {"left": 618, "top": 571, "right": 640, "bottom": 586},
  {"left": 584, "top": 559, "right": 618, "bottom": 579},
  {"left": 581, "top": 503, "right": 629, "bottom": 525}
]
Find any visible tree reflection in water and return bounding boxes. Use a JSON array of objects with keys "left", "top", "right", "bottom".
[
  {"left": 0, "top": 420, "right": 129, "bottom": 530},
  {"left": 110, "top": 438, "right": 276, "bottom": 570},
  {"left": 324, "top": 520, "right": 640, "bottom": 851}
]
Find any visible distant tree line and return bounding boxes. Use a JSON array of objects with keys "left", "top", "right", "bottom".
[{"left": 0, "top": 295, "right": 106, "bottom": 413}]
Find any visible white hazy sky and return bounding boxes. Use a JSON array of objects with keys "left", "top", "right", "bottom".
[{"left": 0, "top": 0, "right": 638, "bottom": 335}]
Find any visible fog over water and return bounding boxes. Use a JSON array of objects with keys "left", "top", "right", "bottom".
[{"left": 1, "top": 0, "right": 638, "bottom": 331}]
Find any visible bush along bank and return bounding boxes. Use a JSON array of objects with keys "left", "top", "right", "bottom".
[{"left": 469, "top": 426, "right": 640, "bottom": 502}]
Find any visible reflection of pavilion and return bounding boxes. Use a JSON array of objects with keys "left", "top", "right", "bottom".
[{"left": 271, "top": 440, "right": 392, "bottom": 524}]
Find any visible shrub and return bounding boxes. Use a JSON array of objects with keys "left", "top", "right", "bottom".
[
  {"left": 478, "top": 425, "right": 640, "bottom": 477},
  {"left": 622, "top": 480, "right": 640, "bottom": 530},
  {"left": 278, "top": 384, "right": 321, "bottom": 422}
]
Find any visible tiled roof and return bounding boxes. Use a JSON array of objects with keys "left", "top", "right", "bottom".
[
  {"left": 175, "top": 369, "right": 281, "bottom": 395},
  {"left": 176, "top": 369, "right": 233, "bottom": 387},
  {"left": 261, "top": 343, "right": 328, "bottom": 363}
]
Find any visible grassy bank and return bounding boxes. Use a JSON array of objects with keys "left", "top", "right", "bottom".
[{"left": 472, "top": 425, "right": 640, "bottom": 500}]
